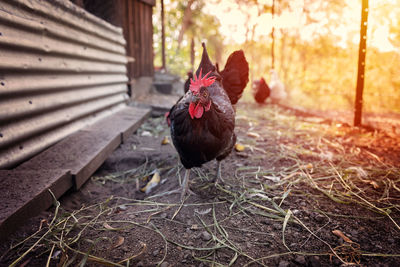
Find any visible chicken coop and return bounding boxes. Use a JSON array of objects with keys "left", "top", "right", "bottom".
[{"left": 0, "top": 0, "right": 155, "bottom": 240}]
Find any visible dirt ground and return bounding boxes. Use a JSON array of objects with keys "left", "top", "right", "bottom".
[{"left": 1, "top": 102, "right": 400, "bottom": 267}]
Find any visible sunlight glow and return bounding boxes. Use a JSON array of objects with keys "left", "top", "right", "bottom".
[{"left": 204, "top": 0, "right": 398, "bottom": 52}]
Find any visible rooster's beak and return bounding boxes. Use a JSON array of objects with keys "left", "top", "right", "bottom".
[{"left": 191, "top": 94, "right": 199, "bottom": 103}]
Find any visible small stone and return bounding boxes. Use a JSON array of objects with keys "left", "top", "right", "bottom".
[
  {"left": 200, "top": 231, "right": 212, "bottom": 241},
  {"left": 136, "top": 261, "right": 144, "bottom": 267},
  {"left": 160, "top": 262, "right": 169, "bottom": 267},
  {"left": 273, "top": 224, "right": 282, "bottom": 230},
  {"left": 278, "top": 260, "right": 290, "bottom": 267},
  {"left": 160, "top": 212, "right": 167, "bottom": 218},
  {"left": 294, "top": 255, "right": 306, "bottom": 265},
  {"left": 152, "top": 249, "right": 159, "bottom": 256}
]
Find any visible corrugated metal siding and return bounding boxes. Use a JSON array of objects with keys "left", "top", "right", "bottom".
[{"left": 0, "top": 0, "right": 129, "bottom": 169}]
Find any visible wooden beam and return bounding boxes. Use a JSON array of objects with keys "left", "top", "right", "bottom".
[
  {"left": 354, "top": 0, "right": 369, "bottom": 126},
  {"left": 140, "top": 0, "right": 156, "bottom": 6},
  {"left": 161, "top": 0, "right": 166, "bottom": 70}
]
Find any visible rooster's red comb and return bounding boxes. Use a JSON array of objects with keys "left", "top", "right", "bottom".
[{"left": 189, "top": 68, "right": 215, "bottom": 95}]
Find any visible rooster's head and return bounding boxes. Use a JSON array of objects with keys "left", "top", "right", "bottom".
[{"left": 188, "top": 68, "right": 215, "bottom": 119}]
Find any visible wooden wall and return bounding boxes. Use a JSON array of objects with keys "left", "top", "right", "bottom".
[
  {"left": 73, "top": 0, "right": 155, "bottom": 79},
  {"left": 121, "top": 0, "right": 155, "bottom": 79}
]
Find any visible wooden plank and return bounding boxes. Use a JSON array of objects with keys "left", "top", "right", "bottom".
[
  {"left": 134, "top": 0, "right": 141, "bottom": 78},
  {"left": 0, "top": 169, "right": 72, "bottom": 242},
  {"left": 89, "top": 106, "right": 151, "bottom": 142},
  {"left": 127, "top": 0, "right": 136, "bottom": 78},
  {"left": 17, "top": 122, "right": 121, "bottom": 189},
  {"left": 161, "top": 0, "right": 166, "bottom": 70},
  {"left": 139, "top": 0, "right": 156, "bottom": 6},
  {"left": 17, "top": 106, "right": 151, "bottom": 189}
]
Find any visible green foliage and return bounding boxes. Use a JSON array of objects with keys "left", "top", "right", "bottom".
[{"left": 153, "top": 0, "right": 224, "bottom": 78}]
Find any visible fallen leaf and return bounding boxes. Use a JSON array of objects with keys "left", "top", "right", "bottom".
[
  {"left": 141, "top": 130, "right": 152, "bottom": 137},
  {"left": 360, "top": 179, "right": 379, "bottom": 189},
  {"left": 299, "top": 163, "right": 313, "bottom": 169},
  {"left": 103, "top": 222, "right": 117, "bottom": 231},
  {"left": 332, "top": 229, "right": 353, "bottom": 243},
  {"left": 235, "top": 143, "right": 245, "bottom": 152},
  {"left": 161, "top": 136, "right": 170, "bottom": 145},
  {"left": 369, "top": 180, "right": 379, "bottom": 189},
  {"left": 141, "top": 171, "right": 161, "bottom": 194},
  {"left": 111, "top": 236, "right": 125, "bottom": 249},
  {"left": 247, "top": 132, "right": 260, "bottom": 139},
  {"left": 190, "top": 224, "right": 199, "bottom": 230}
]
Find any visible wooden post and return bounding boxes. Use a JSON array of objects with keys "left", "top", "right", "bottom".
[
  {"left": 271, "top": 0, "right": 275, "bottom": 70},
  {"left": 161, "top": 0, "right": 166, "bottom": 70},
  {"left": 354, "top": 0, "right": 369, "bottom": 126}
]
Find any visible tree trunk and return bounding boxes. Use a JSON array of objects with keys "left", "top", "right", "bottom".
[{"left": 177, "top": 0, "right": 195, "bottom": 49}]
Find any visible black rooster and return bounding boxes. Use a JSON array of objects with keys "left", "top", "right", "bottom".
[
  {"left": 253, "top": 77, "right": 270, "bottom": 104},
  {"left": 167, "top": 43, "right": 249, "bottom": 200}
]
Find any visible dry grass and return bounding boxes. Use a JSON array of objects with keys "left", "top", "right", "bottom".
[{"left": 2, "top": 104, "right": 400, "bottom": 266}]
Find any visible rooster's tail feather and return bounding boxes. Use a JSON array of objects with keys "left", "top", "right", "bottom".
[{"left": 220, "top": 50, "right": 249, "bottom": 105}]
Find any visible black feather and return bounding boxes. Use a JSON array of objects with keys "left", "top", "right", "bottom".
[{"left": 183, "top": 71, "right": 193, "bottom": 94}]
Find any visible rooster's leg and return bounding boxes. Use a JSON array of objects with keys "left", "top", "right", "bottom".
[
  {"left": 181, "top": 169, "right": 191, "bottom": 201},
  {"left": 215, "top": 160, "right": 224, "bottom": 185}
]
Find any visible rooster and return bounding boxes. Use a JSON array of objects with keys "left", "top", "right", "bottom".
[
  {"left": 253, "top": 77, "right": 270, "bottom": 104},
  {"left": 167, "top": 43, "right": 249, "bottom": 200}
]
